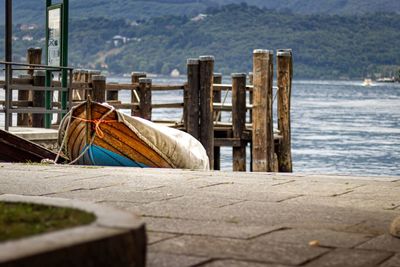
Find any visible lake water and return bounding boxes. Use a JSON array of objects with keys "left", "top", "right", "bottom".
[
  {"left": 111, "top": 77, "right": 400, "bottom": 177},
  {"left": 2, "top": 77, "right": 400, "bottom": 176}
]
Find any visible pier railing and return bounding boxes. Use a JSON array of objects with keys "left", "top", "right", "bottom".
[
  {"left": 0, "top": 60, "right": 73, "bottom": 131},
  {"left": 0, "top": 49, "right": 292, "bottom": 173}
]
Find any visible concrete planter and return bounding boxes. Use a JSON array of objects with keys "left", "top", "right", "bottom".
[{"left": 0, "top": 194, "right": 146, "bottom": 267}]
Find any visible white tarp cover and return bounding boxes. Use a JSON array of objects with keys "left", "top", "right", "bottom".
[{"left": 116, "top": 110, "right": 210, "bottom": 170}]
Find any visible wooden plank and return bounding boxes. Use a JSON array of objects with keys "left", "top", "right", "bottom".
[
  {"left": 277, "top": 49, "right": 293, "bottom": 172},
  {"left": 199, "top": 56, "right": 215, "bottom": 169},
  {"left": 213, "top": 103, "right": 253, "bottom": 111},
  {"left": 213, "top": 73, "right": 222, "bottom": 170},
  {"left": 186, "top": 59, "right": 200, "bottom": 139},
  {"left": 232, "top": 73, "right": 247, "bottom": 172},
  {"left": 105, "top": 83, "right": 184, "bottom": 91},
  {"left": 214, "top": 138, "right": 242, "bottom": 147}
]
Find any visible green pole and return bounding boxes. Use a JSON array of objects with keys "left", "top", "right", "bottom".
[
  {"left": 61, "top": 0, "right": 69, "bottom": 116},
  {"left": 45, "top": 0, "right": 52, "bottom": 128}
]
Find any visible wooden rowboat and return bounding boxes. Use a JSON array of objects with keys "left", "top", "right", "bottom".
[
  {"left": 0, "top": 129, "right": 62, "bottom": 163},
  {"left": 58, "top": 99, "right": 209, "bottom": 169}
]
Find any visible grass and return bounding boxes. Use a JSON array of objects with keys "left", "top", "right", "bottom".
[{"left": 0, "top": 202, "right": 96, "bottom": 242}]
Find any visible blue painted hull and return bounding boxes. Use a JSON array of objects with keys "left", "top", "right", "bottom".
[{"left": 81, "top": 144, "right": 148, "bottom": 167}]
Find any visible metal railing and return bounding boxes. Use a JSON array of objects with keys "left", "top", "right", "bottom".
[{"left": 0, "top": 61, "right": 74, "bottom": 131}]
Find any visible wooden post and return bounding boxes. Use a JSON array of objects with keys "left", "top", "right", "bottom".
[
  {"left": 232, "top": 73, "right": 247, "bottom": 172},
  {"left": 32, "top": 70, "right": 46, "bottom": 128},
  {"left": 138, "top": 78, "right": 152, "bottom": 120},
  {"left": 186, "top": 59, "right": 200, "bottom": 139},
  {"left": 72, "top": 69, "right": 79, "bottom": 82},
  {"left": 17, "top": 48, "right": 41, "bottom": 126},
  {"left": 248, "top": 71, "right": 253, "bottom": 171},
  {"left": 199, "top": 55, "right": 214, "bottom": 169},
  {"left": 26, "top": 47, "right": 42, "bottom": 76},
  {"left": 252, "top": 49, "right": 274, "bottom": 172},
  {"left": 213, "top": 73, "right": 222, "bottom": 170},
  {"left": 92, "top": 75, "right": 106, "bottom": 103},
  {"left": 277, "top": 49, "right": 293, "bottom": 172},
  {"left": 88, "top": 70, "right": 101, "bottom": 100},
  {"left": 131, "top": 72, "right": 147, "bottom": 116},
  {"left": 16, "top": 74, "right": 32, "bottom": 126}
]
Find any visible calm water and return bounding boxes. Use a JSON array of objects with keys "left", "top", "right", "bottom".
[
  {"left": 2, "top": 77, "right": 399, "bottom": 176},
  {"left": 112, "top": 77, "right": 400, "bottom": 176}
]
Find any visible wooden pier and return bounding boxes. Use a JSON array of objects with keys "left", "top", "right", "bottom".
[{"left": 0, "top": 49, "right": 293, "bottom": 172}]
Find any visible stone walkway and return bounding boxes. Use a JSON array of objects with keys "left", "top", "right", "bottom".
[{"left": 1, "top": 163, "right": 400, "bottom": 267}]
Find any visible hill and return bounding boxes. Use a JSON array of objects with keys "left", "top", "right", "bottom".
[
  {"left": 1, "top": 4, "right": 400, "bottom": 79},
  {"left": 0, "top": 0, "right": 399, "bottom": 24}
]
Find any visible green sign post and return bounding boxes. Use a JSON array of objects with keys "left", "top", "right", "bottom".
[{"left": 45, "top": 0, "right": 69, "bottom": 128}]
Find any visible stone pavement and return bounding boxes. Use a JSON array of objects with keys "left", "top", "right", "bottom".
[{"left": 0, "top": 163, "right": 400, "bottom": 267}]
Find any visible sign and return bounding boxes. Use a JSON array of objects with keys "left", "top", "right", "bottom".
[{"left": 47, "top": 6, "right": 61, "bottom": 66}]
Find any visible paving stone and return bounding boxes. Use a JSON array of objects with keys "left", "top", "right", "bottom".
[
  {"left": 155, "top": 194, "right": 244, "bottom": 208},
  {"left": 201, "top": 259, "right": 291, "bottom": 267},
  {"left": 150, "top": 235, "right": 329, "bottom": 265},
  {"left": 255, "top": 228, "right": 371, "bottom": 248},
  {"left": 285, "top": 195, "right": 400, "bottom": 212},
  {"left": 144, "top": 217, "right": 283, "bottom": 239},
  {"left": 380, "top": 254, "right": 400, "bottom": 267},
  {"left": 267, "top": 180, "right": 367, "bottom": 197},
  {"left": 147, "top": 252, "right": 209, "bottom": 267},
  {"left": 49, "top": 186, "right": 183, "bottom": 204},
  {"left": 216, "top": 200, "right": 373, "bottom": 227},
  {"left": 357, "top": 234, "right": 400, "bottom": 252},
  {"left": 147, "top": 232, "right": 179, "bottom": 245},
  {"left": 304, "top": 248, "right": 392, "bottom": 267},
  {"left": 192, "top": 184, "right": 305, "bottom": 203}
]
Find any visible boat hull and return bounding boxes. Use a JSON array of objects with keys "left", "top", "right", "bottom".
[{"left": 60, "top": 100, "right": 209, "bottom": 169}]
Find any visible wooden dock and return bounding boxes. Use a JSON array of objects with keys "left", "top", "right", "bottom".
[{"left": 0, "top": 48, "right": 293, "bottom": 172}]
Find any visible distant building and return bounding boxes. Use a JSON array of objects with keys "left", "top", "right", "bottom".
[
  {"left": 20, "top": 24, "right": 38, "bottom": 31},
  {"left": 112, "top": 35, "right": 128, "bottom": 47},
  {"left": 191, "top": 14, "right": 207, "bottom": 22},
  {"left": 22, "top": 35, "right": 33, "bottom": 41}
]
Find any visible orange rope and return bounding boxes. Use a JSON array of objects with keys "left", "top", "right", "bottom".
[{"left": 72, "top": 116, "right": 117, "bottom": 138}]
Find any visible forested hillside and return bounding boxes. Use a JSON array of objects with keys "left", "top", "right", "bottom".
[
  {"left": 1, "top": 4, "right": 400, "bottom": 79},
  {"left": 1, "top": 0, "right": 399, "bottom": 24}
]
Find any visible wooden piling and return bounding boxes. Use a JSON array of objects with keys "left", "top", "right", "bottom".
[
  {"left": 131, "top": 72, "right": 147, "bottom": 117},
  {"left": 138, "top": 78, "right": 152, "bottom": 120},
  {"left": 248, "top": 72, "right": 253, "bottom": 171},
  {"left": 213, "top": 73, "right": 222, "bottom": 170},
  {"left": 72, "top": 69, "right": 79, "bottom": 82},
  {"left": 186, "top": 59, "right": 200, "bottom": 139},
  {"left": 32, "top": 70, "right": 46, "bottom": 128},
  {"left": 17, "top": 74, "right": 32, "bottom": 126},
  {"left": 26, "top": 47, "right": 42, "bottom": 76},
  {"left": 199, "top": 56, "right": 215, "bottom": 169},
  {"left": 252, "top": 49, "right": 274, "bottom": 172},
  {"left": 277, "top": 49, "right": 293, "bottom": 172},
  {"left": 92, "top": 75, "right": 106, "bottom": 103},
  {"left": 17, "top": 48, "right": 41, "bottom": 126},
  {"left": 232, "top": 73, "right": 247, "bottom": 172}
]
